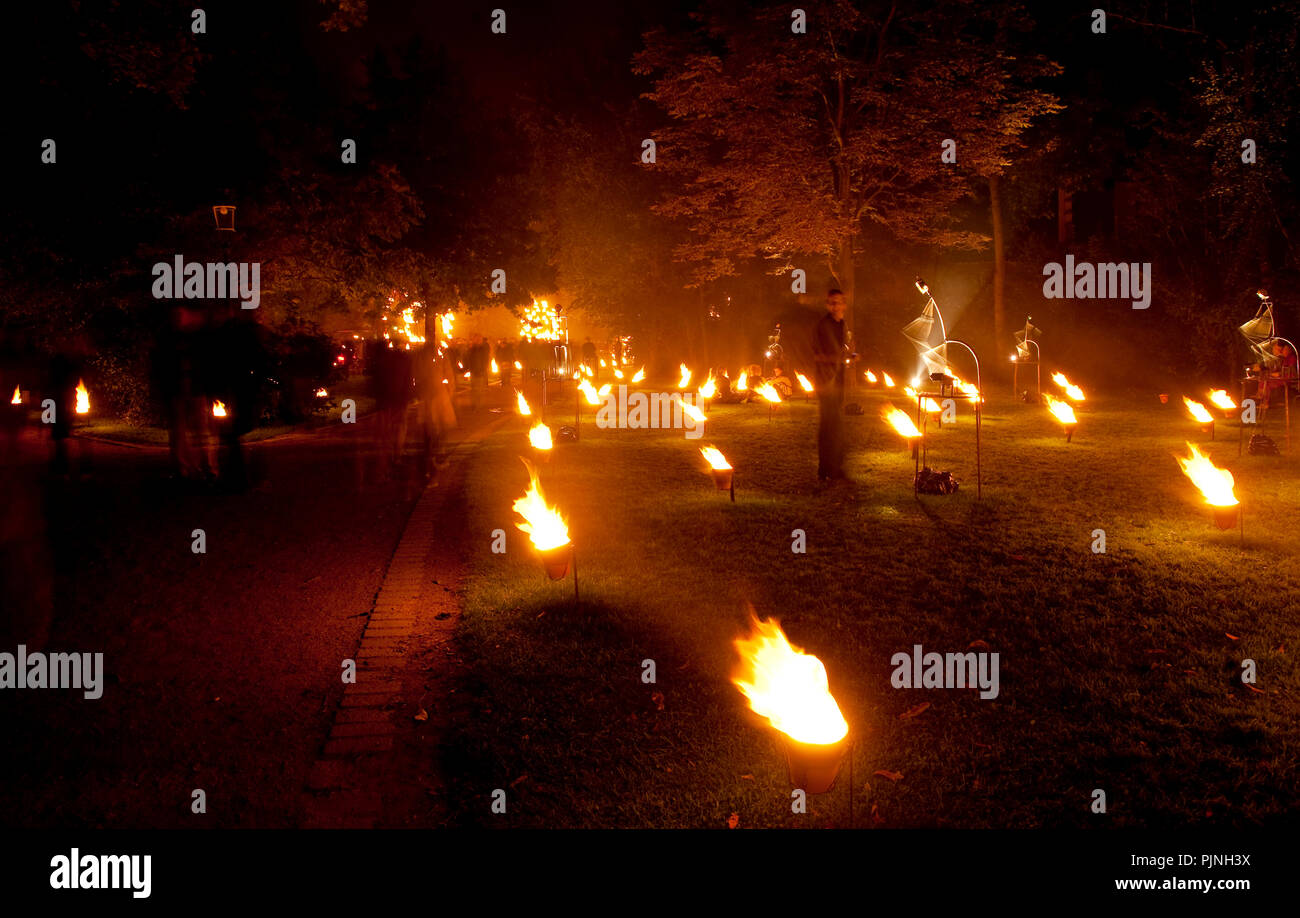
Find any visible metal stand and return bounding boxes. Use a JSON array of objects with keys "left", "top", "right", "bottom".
[
  {"left": 571, "top": 543, "right": 579, "bottom": 604},
  {"left": 1011, "top": 339, "right": 1041, "bottom": 398},
  {"left": 913, "top": 341, "right": 983, "bottom": 500}
]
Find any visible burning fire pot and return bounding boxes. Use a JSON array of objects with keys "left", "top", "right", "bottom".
[
  {"left": 784, "top": 734, "right": 849, "bottom": 795},
  {"left": 1213, "top": 504, "right": 1240, "bottom": 530}
]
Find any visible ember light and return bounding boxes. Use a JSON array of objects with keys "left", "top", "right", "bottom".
[
  {"left": 519, "top": 299, "right": 562, "bottom": 341},
  {"left": 1044, "top": 394, "right": 1077, "bottom": 441},
  {"left": 733, "top": 615, "right": 849, "bottom": 794},
  {"left": 1177, "top": 442, "right": 1239, "bottom": 529},
  {"left": 1051, "top": 371, "right": 1085, "bottom": 402}
]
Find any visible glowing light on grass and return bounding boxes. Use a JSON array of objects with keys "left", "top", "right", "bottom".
[
  {"left": 1052, "top": 372, "right": 1085, "bottom": 402},
  {"left": 1177, "top": 442, "right": 1238, "bottom": 507},
  {"left": 1184, "top": 397, "right": 1214, "bottom": 425},
  {"left": 528, "top": 421, "right": 553, "bottom": 451},
  {"left": 74, "top": 380, "right": 89, "bottom": 415},
  {"left": 512, "top": 459, "right": 570, "bottom": 551},
  {"left": 883, "top": 406, "right": 921, "bottom": 439},
  {"left": 1207, "top": 389, "right": 1236, "bottom": 412},
  {"left": 732, "top": 616, "right": 848, "bottom": 746}
]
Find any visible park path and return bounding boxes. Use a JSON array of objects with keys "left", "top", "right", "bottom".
[{"left": 301, "top": 404, "right": 506, "bottom": 828}]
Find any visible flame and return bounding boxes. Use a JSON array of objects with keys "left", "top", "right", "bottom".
[
  {"left": 796, "top": 372, "right": 814, "bottom": 393},
  {"left": 439, "top": 312, "right": 454, "bottom": 340},
  {"left": 732, "top": 616, "right": 848, "bottom": 746},
  {"left": 699, "top": 373, "right": 717, "bottom": 399},
  {"left": 904, "top": 386, "right": 942, "bottom": 413},
  {"left": 1177, "top": 443, "right": 1238, "bottom": 507},
  {"left": 74, "top": 380, "right": 89, "bottom": 414},
  {"left": 700, "top": 445, "right": 731, "bottom": 470},
  {"left": 1207, "top": 389, "right": 1236, "bottom": 412},
  {"left": 491, "top": 358, "right": 499, "bottom": 374},
  {"left": 212, "top": 400, "right": 228, "bottom": 418},
  {"left": 681, "top": 401, "right": 707, "bottom": 423},
  {"left": 515, "top": 390, "right": 532, "bottom": 416},
  {"left": 883, "top": 406, "right": 921, "bottom": 439},
  {"left": 581, "top": 364, "right": 594, "bottom": 378},
  {"left": 1184, "top": 397, "right": 1214, "bottom": 425},
  {"left": 528, "top": 421, "right": 553, "bottom": 451},
  {"left": 882, "top": 372, "right": 895, "bottom": 388},
  {"left": 613, "top": 368, "right": 625, "bottom": 380},
  {"left": 755, "top": 382, "right": 782, "bottom": 403},
  {"left": 1051, "top": 372, "right": 1085, "bottom": 402},
  {"left": 512, "top": 459, "right": 570, "bottom": 551},
  {"left": 514, "top": 360, "right": 522, "bottom": 370},
  {"left": 599, "top": 358, "right": 607, "bottom": 367},
  {"left": 578, "top": 379, "right": 601, "bottom": 405},
  {"left": 1045, "top": 394, "right": 1077, "bottom": 426},
  {"left": 315, "top": 388, "right": 328, "bottom": 398},
  {"left": 10, "top": 386, "right": 20, "bottom": 405},
  {"left": 950, "top": 373, "right": 983, "bottom": 404},
  {"left": 736, "top": 370, "right": 749, "bottom": 392},
  {"left": 678, "top": 363, "right": 692, "bottom": 388},
  {"left": 631, "top": 367, "right": 645, "bottom": 384},
  {"left": 865, "top": 370, "right": 878, "bottom": 384}
]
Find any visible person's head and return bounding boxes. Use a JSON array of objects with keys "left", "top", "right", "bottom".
[{"left": 826, "top": 289, "right": 846, "bottom": 320}]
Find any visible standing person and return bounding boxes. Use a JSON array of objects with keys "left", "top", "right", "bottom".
[
  {"left": 812, "top": 289, "right": 849, "bottom": 482},
  {"left": 496, "top": 338, "right": 514, "bottom": 388},
  {"left": 467, "top": 334, "right": 490, "bottom": 412}
]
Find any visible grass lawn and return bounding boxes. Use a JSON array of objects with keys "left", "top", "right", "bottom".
[{"left": 447, "top": 378, "right": 1299, "bottom": 828}]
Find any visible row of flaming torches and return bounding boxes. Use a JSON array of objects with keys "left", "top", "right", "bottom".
[
  {"left": 507, "top": 362, "right": 1248, "bottom": 797},
  {"left": 10, "top": 381, "right": 93, "bottom": 414}
]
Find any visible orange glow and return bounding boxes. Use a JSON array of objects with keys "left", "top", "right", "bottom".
[
  {"left": 512, "top": 460, "right": 570, "bottom": 551},
  {"left": 1207, "top": 389, "right": 1236, "bottom": 412},
  {"left": 528, "top": 421, "right": 553, "bottom": 451},
  {"left": 1184, "top": 397, "right": 1214, "bottom": 425},
  {"left": 883, "top": 406, "right": 921, "bottom": 439},
  {"left": 515, "top": 390, "right": 532, "bottom": 416},
  {"left": 74, "top": 380, "right": 89, "bottom": 415},
  {"left": 1045, "top": 394, "right": 1077, "bottom": 426},
  {"left": 732, "top": 616, "right": 848, "bottom": 746},
  {"left": 700, "top": 445, "right": 731, "bottom": 470},
  {"left": 1051, "top": 372, "right": 1085, "bottom": 402},
  {"left": 1177, "top": 443, "right": 1238, "bottom": 507}
]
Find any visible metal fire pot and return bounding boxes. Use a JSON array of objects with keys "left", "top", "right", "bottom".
[
  {"left": 1213, "top": 505, "right": 1240, "bottom": 530},
  {"left": 710, "top": 467, "right": 733, "bottom": 491},
  {"left": 784, "top": 735, "right": 848, "bottom": 795},
  {"left": 539, "top": 545, "right": 571, "bottom": 580}
]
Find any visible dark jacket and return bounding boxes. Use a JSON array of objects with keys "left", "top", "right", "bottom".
[{"left": 811, "top": 313, "right": 846, "bottom": 388}]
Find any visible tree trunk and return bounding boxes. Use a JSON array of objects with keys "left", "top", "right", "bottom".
[
  {"left": 989, "top": 174, "right": 1007, "bottom": 350},
  {"left": 835, "top": 235, "right": 856, "bottom": 336}
]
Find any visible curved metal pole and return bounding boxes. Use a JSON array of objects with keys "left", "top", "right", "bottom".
[{"left": 944, "top": 339, "right": 982, "bottom": 500}]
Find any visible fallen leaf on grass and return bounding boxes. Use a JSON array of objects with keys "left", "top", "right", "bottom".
[
  {"left": 899, "top": 702, "right": 930, "bottom": 720},
  {"left": 873, "top": 770, "right": 903, "bottom": 782},
  {"left": 740, "top": 774, "right": 754, "bottom": 781},
  {"left": 727, "top": 813, "right": 740, "bottom": 829},
  {"left": 1246, "top": 685, "right": 1265, "bottom": 694},
  {"left": 1225, "top": 632, "right": 1238, "bottom": 640},
  {"left": 413, "top": 708, "right": 428, "bottom": 722},
  {"left": 509, "top": 774, "right": 529, "bottom": 788}
]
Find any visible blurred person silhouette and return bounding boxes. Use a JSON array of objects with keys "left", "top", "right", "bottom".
[
  {"left": 467, "top": 333, "right": 490, "bottom": 412},
  {"left": 371, "top": 342, "right": 414, "bottom": 477}
]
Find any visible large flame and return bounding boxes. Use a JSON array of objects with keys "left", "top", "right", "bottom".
[
  {"left": 796, "top": 372, "right": 814, "bottom": 393},
  {"left": 1045, "top": 394, "right": 1077, "bottom": 426},
  {"left": 10, "top": 386, "right": 21, "bottom": 405},
  {"left": 700, "top": 445, "right": 731, "bottom": 470},
  {"left": 882, "top": 371, "right": 895, "bottom": 388},
  {"left": 681, "top": 401, "right": 707, "bottom": 424},
  {"left": 1207, "top": 389, "right": 1236, "bottom": 411},
  {"left": 678, "top": 363, "right": 692, "bottom": 389},
  {"left": 755, "top": 382, "right": 782, "bottom": 403},
  {"left": 699, "top": 373, "right": 717, "bottom": 399},
  {"left": 1052, "top": 372, "right": 1085, "bottom": 402},
  {"left": 212, "top": 400, "right": 228, "bottom": 418},
  {"left": 865, "top": 369, "right": 878, "bottom": 384},
  {"left": 1184, "top": 397, "right": 1214, "bottom": 425},
  {"left": 732, "top": 616, "right": 848, "bottom": 746},
  {"left": 515, "top": 390, "right": 532, "bottom": 416},
  {"left": 528, "top": 421, "right": 553, "bottom": 450},
  {"left": 884, "top": 406, "right": 921, "bottom": 439},
  {"left": 578, "top": 379, "right": 601, "bottom": 405},
  {"left": 736, "top": 370, "right": 749, "bottom": 392},
  {"left": 1177, "top": 443, "right": 1238, "bottom": 507},
  {"left": 74, "top": 380, "right": 90, "bottom": 415},
  {"left": 631, "top": 367, "right": 646, "bottom": 384},
  {"left": 491, "top": 358, "right": 499, "bottom": 374},
  {"left": 512, "top": 459, "right": 570, "bottom": 551}
]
